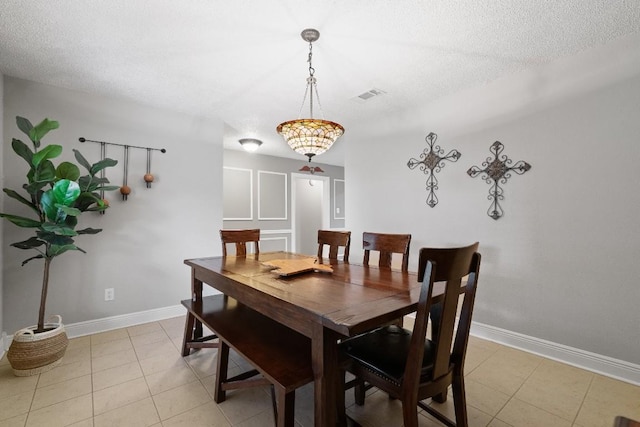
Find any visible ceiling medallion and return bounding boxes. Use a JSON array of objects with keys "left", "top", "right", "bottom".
[{"left": 277, "top": 29, "right": 344, "bottom": 162}]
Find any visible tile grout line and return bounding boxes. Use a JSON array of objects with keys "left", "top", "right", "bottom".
[{"left": 570, "top": 371, "right": 596, "bottom": 426}]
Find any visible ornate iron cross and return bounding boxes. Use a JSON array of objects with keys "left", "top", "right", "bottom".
[
  {"left": 407, "top": 133, "right": 461, "bottom": 208},
  {"left": 467, "top": 141, "right": 531, "bottom": 220}
]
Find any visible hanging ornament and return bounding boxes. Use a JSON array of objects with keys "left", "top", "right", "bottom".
[
  {"left": 99, "top": 142, "right": 108, "bottom": 214},
  {"left": 120, "top": 145, "right": 131, "bottom": 200},
  {"left": 144, "top": 148, "right": 154, "bottom": 188}
]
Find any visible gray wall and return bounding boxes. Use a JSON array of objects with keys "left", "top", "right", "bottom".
[
  {"left": 223, "top": 149, "right": 345, "bottom": 253},
  {"left": 0, "top": 73, "right": 4, "bottom": 342},
  {"left": 345, "top": 36, "right": 640, "bottom": 365},
  {"left": 2, "top": 76, "right": 223, "bottom": 334}
]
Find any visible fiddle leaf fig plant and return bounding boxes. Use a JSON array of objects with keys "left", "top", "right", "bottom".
[{"left": 1, "top": 117, "right": 119, "bottom": 332}]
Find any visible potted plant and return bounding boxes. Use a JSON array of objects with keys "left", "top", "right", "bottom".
[{"left": 1, "top": 116, "right": 118, "bottom": 376}]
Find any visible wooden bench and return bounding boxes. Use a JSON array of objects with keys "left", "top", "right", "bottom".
[{"left": 181, "top": 295, "right": 313, "bottom": 427}]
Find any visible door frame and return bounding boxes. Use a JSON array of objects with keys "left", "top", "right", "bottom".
[{"left": 290, "top": 173, "right": 330, "bottom": 253}]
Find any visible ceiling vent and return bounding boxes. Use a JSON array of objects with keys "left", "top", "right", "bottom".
[
  {"left": 358, "top": 88, "right": 385, "bottom": 100},
  {"left": 352, "top": 88, "right": 386, "bottom": 103}
]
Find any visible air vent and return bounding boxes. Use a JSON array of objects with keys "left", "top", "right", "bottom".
[{"left": 357, "top": 88, "right": 386, "bottom": 101}]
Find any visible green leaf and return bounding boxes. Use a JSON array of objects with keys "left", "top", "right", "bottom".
[
  {"left": 73, "top": 149, "right": 92, "bottom": 172},
  {"left": 29, "top": 118, "right": 59, "bottom": 146},
  {"left": 25, "top": 181, "right": 49, "bottom": 196},
  {"left": 56, "top": 162, "right": 81, "bottom": 181},
  {"left": 0, "top": 213, "right": 42, "bottom": 228},
  {"left": 52, "top": 179, "right": 81, "bottom": 206},
  {"left": 37, "top": 230, "right": 75, "bottom": 245},
  {"left": 90, "top": 177, "right": 111, "bottom": 185},
  {"left": 90, "top": 158, "right": 118, "bottom": 176},
  {"left": 32, "top": 144, "right": 62, "bottom": 168},
  {"left": 57, "top": 205, "right": 81, "bottom": 217},
  {"left": 64, "top": 215, "right": 78, "bottom": 229},
  {"left": 77, "top": 175, "right": 93, "bottom": 192},
  {"left": 16, "top": 116, "right": 34, "bottom": 136},
  {"left": 74, "top": 192, "right": 101, "bottom": 211},
  {"left": 97, "top": 185, "right": 120, "bottom": 192},
  {"left": 12, "top": 139, "right": 34, "bottom": 165},
  {"left": 40, "top": 190, "right": 58, "bottom": 222},
  {"left": 22, "top": 255, "right": 44, "bottom": 266},
  {"left": 11, "top": 237, "right": 46, "bottom": 250},
  {"left": 76, "top": 227, "right": 102, "bottom": 235},
  {"left": 41, "top": 223, "right": 78, "bottom": 236},
  {"left": 3, "top": 188, "right": 39, "bottom": 214},
  {"left": 48, "top": 244, "right": 83, "bottom": 257},
  {"left": 34, "top": 160, "right": 56, "bottom": 183}
]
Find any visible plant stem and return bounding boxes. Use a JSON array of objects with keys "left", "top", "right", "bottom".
[{"left": 37, "top": 257, "right": 51, "bottom": 332}]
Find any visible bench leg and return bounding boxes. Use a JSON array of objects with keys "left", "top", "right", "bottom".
[
  {"left": 274, "top": 386, "right": 295, "bottom": 427},
  {"left": 215, "top": 341, "right": 230, "bottom": 403},
  {"left": 181, "top": 312, "right": 196, "bottom": 357}
]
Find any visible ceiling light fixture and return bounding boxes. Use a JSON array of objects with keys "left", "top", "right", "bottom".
[
  {"left": 238, "top": 138, "right": 263, "bottom": 152},
  {"left": 277, "top": 28, "right": 344, "bottom": 162}
]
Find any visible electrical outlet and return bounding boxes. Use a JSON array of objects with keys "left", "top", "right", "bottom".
[{"left": 104, "top": 288, "right": 115, "bottom": 301}]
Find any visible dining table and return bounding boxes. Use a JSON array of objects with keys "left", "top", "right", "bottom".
[{"left": 184, "top": 251, "right": 437, "bottom": 426}]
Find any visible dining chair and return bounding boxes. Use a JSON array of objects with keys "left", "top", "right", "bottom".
[
  {"left": 220, "top": 228, "right": 260, "bottom": 256},
  {"left": 181, "top": 229, "right": 261, "bottom": 356},
  {"left": 615, "top": 416, "right": 640, "bottom": 427},
  {"left": 317, "top": 230, "right": 351, "bottom": 262},
  {"left": 338, "top": 242, "right": 481, "bottom": 427},
  {"left": 362, "top": 232, "right": 411, "bottom": 271}
]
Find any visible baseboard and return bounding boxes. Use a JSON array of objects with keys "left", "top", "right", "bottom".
[
  {"left": 471, "top": 321, "right": 640, "bottom": 386},
  {"left": 4, "top": 306, "right": 638, "bottom": 387},
  {"left": 60, "top": 305, "right": 185, "bottom": 339}
]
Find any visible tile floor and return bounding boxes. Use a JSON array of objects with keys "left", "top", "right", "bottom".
[{"left": 1, "top": 315, "right": 639, "bottom": 427}]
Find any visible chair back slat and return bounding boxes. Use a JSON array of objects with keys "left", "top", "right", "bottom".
[
  {"left": 220, "top": 229, "right": 260, "bottom": 257},
  {"left": 451, "top": 252, "right": 481, "bottom": 369},
  {"left": 362, "top": 232, "right": 411, "bottom": 271},
  {"left": 407, "top": 242, "right": 480, "bottom": 382},
  {"left": 317, "top": 230, "right": 351, "bottom": 262}
]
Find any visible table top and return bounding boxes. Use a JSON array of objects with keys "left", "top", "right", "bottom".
[{"left": 184, "top": 252, "right": 428, "bottom": 337}]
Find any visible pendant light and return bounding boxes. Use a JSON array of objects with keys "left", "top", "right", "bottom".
[{"left": 277, "top": 29, "right": 344, "bottom": 162}]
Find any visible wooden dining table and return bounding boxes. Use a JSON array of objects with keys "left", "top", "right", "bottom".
[{"left": 184, "top": 251, "right": 434, "bottom": 426}]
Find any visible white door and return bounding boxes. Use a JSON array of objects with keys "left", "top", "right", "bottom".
[{"left": 291, "top": 173, "right": 330, "bottom": 255}]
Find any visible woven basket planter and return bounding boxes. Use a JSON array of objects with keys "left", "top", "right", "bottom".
[{"left": 7, "top": 315, "right": 69, "bottom": 376}]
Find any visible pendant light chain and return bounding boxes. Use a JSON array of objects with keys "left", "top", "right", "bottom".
[{"left": 308, "top": 40, "right": 315, "bottom": 118}]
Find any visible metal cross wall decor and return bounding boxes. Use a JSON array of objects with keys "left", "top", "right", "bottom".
[
  {"left": 467, "top": 141, "right": 531, "bottom": 220},
  {"left": 407, "top": 132, "right": 461, "bottom": 208}
]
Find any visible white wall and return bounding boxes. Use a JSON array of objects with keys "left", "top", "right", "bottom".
[
  {"left": 2, "top": 77, "right": 224, "bottom": 334},
  {"left": 345, "top": 34, "right": 640, "bottom": 366}
]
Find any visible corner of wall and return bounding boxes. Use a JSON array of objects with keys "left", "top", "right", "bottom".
[{"left": 1, "top": 72, "right": 5, "bottom": 340}]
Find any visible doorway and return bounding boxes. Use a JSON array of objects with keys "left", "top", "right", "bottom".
[{"left": 291, "top": 173, "right": 330, "bottom": 255}]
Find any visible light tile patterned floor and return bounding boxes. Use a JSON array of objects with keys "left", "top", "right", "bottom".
[{"left": 1, "top": 315, "right": 639, "bottom": 427}]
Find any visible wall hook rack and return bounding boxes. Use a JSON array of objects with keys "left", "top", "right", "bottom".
[{"left": 79, "top": 138, "right": 167, "bottom": 200}]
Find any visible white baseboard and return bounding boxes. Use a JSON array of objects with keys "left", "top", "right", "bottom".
[
  {"left": 3, "top": 305, "right": 186, "bottom": 353},
  {"left": 471, "top": 321, "right": 640, "bottom": 386},
  {"left": 64, "top": 305, "right": 186, "bottom": 338},
  {"left": 4, "top": 307, "right": 638, "bottom": 387}
]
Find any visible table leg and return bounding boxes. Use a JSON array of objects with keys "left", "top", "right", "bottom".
[{"left": 312, "top": 323, "right": 342, "bottom": 427}]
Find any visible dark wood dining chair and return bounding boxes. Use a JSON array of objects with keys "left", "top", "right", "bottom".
[
  {"left": 181, "top": 229, "right": 261, "bottom": 356},
  {"left": 338, "top": 242, "right": 481, "bottom": 427},
  {"left": 362, "top": 232, "right": 411, "bottom": 271},
  {"left": 220, "top": 228, "right": 260, "bottom": 256},
  {"left": 317, "top": 230, "right": 351, "bottom": 262},
  {"left": 615, "top": 416, "right": 640, "bottom": 427}
]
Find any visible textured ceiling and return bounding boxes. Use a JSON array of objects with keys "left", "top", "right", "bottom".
[{"left": 1, "top": 1, "right": 639, "bottom": 166}]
